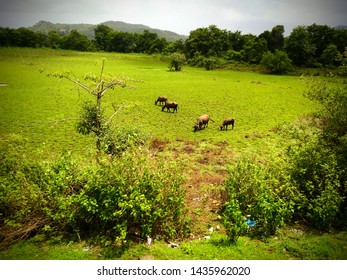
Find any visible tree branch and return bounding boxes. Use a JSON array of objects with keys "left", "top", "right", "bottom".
[
  {"left": 106, "top": 105, "right": 125, "bottom": 125},
  {"left": 63, "top": 75, "right": 95, "bottom": 95}
]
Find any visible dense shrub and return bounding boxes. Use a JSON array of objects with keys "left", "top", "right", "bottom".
[
  {"left": 203, "top": 57, "right": 226, "bottom": 70},
  {"left": 168, "top": 52, "right": 186, "bottom": 71},
  {"left": 260, "top": 50, "right": 292, "bottom": 74},
  {"left": 304, "top": 81, "right": 347, "bottom": 140},
  {"left": 0, "top": 145, "right": 189, "bottom": 247},
  {"left": 102, "top": 126, "right": 150, "bottom": 156},
  {"left": 222, "top": 157, "right": 296, "bottom": 241},
  {"left": 223, "top": 82, "right": 346, "bottom": 242},
  {"left": 189, "top": 53, "right": 225, "bottom": 70},
  {"left": 286, "top": 137, "right": 345, "bottom": 229}
]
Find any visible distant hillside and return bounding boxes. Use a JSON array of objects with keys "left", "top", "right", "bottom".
[{"left": 29, "top": 20, "right": 187, "bottom": 42}]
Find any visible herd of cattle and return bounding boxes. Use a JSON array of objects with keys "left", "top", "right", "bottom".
[{"left": 155, "top": 96, "right": 235, "bottom": 132}]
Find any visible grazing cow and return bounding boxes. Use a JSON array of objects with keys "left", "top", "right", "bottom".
[
  {"left": 220, "top": 117, "right": 235, "bottom": 130},
  {"left": 193, "top": 114, "right": 213, "bottom": 132},
  {"left": 155, "top": 96, "right": 168, "bottom": 105},
  {"left": 162, "top": 101, "right": 178, "bottom": 113}
]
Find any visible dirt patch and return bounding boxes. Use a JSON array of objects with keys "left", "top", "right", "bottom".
[
  {"left": 150, "top": 138, "right": 169, "bottom": 151},
  {"left": 183, "top": 144, "right": 195, "bottom": 154},
  {"left": 152, "top": 139, "right": 235, "bottom": 237}
]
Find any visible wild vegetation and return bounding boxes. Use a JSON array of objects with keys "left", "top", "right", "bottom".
[
  {"left": 1, "top": 23, "right": 347, "bottom": 72},
  {"left": 0, "top": 47, "right": 346, "bottom": 259}
]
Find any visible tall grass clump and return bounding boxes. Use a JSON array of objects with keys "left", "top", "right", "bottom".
[{"left": 0, "top": 142, "right": 189, "bottom": 248}]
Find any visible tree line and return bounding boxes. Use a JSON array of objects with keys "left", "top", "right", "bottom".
[{"left": 1, "top": 23, "right": 346, "bottom": 72}]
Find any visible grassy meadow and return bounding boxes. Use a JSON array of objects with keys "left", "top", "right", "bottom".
[
  {"left": 0, "top": 47, "right": 316, "bottom": 159},
  {"left": 3, "top": 47, "right": 346, "bottom": 260}
]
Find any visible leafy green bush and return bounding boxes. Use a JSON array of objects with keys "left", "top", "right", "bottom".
[
  {"left": 222, "top": 195, "right": 246, "bottom": 242},
  {"left": 260, "top": 50, "right": 292, "bottom": 74},
  {"left": 287, "top": 140, "right": 344, "bottom": 229},
  {"left": 0, "top": 144, "right": 189, "bottom": 247},
  {"left": 304, "top": 81, "right": 347, "bottom": 139},
  {"left": 102, "top": 126, "right": 150, "bottom": 156},
  {"left": 168, "top": 52, "right": 186, "bottom": 71},
  {"left": 203, "top": 57, "right": 225, "bottom": 70},
  {"left": 189, "top": 53, "right": 225, "bottom": 70},
  {"left": 223, "top": 82, "right": 347, "bottom": 242},
  {"left": 225, "top": 50, "right": 243, "bottom": 62},
  {"left": 222, "top": 157, "right": 295, "bottom": 241}
]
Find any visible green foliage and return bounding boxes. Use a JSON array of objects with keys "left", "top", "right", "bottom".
[
  {"left": 320, "top": 44, "right": 341, "bottom": 66},
  {"left": 261, "top": 50, "right": 292, "bottom": 74},
  {"left": 286, "top": 137, "right": 344, "bottom": 229},
  {"left": 285, "top": 81, "right": 347, "bottom": 229},
  {"left": 338, "top": 47, "right": 347, "bottom": 76},
  {"left": 225, "top": 50, "right": 243, "bottom": 62},
  {"left": 222, "top": 157, "right": 295, "bottom": 241},
  {"left": 185, "top": 25, "right": 232, "bottom": 59},
  {"left": 222, "top": 146, "right": 345, "bottom": 241},
  {"left": 285, "top": 26, "right": 316, "bottom": 66},
  {"left": 259, "top": 25, "right": 285, "bottom": 53},
  {"left": 188, "top": 53, "right": 225, "bottom": 70},
  {"left": 94, "top": 24, "right": 113, "bottom": 51},
  {"left": 168, "top": 52, "right": 186, "bottom": 71},
  {"left": 0, "top": 145, "right": 189, "bottom": 247},
  {"left": 60, "top": 29, "right": 95, "bottom": 52},
  {"left": 75, "top": 101, "right": 104, "bottom": 135},
  {"left": 222, "top": 196, "right": 246, "bottom": 242},
  {"left": 1, "top": 23, "right": 346, "bottom": 71},
  {"left": 47, "top": 60, "right": 131, "bottom": 154},
  {"left": 304, "top": 81, "right": 347, "bottom": 139},
  {"left": 241, "top": 37, "right": 268, "bottom": 64},
  {"left": 223, "top": 93, "right": 347, "bottom": 240},
  {"left": 203, "top": 57, "right": 225, "bottom": 70},
  {"left": 102, "top": 126, "right": 150, "bottom": 155}
]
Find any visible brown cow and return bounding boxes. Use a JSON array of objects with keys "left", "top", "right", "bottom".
[
  {"left": 162, "top": 101, "right": 178, "bottom": 113},
  {"left": 193, "top": 114, "right": 213, "bottom": 132},
  {"left": 220, "top": 117, "right": 235, "bottom": 130},
  {"left": 155, "top": 96, "right": 168, "bottom": 105}
]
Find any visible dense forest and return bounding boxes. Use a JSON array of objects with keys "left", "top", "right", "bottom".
[{"left": 1, "top": 23, "right": 347, "bottom": 73}]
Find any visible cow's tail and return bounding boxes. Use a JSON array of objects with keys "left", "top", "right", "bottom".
[{"left": 210, "top": 118, "right": 215, "bottom": 122}]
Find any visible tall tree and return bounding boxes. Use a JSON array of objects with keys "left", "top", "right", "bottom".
[
  {"left": 109, "top": 31, "right": 136, "bottom": 53},
  {"left": 307, "top": 24, "right": 334, "bottom": 58},
  {"left": 242, "top": 36, "right": 268, "bottom": 64},
  {"left": 185, "top": 25, "right": 231, "bottom": 58},
  {"left": 269, "top": 25, "right": 285, "bottom": 51},
  {"left": 285, "top": 26, "right": 316, "bottom": 66},
  {"left": 94, "top": 24, "right": 114, "bottom": 51},
  {"left": 136, "top": 30, "right": 158, "bottom": 53},
  {"left": 228, "top": 30, "right": 244, "bottom": 51},
  {"left": 61, "top": 29, "right": 94, "bottom": 51},
  {"left": 259, "top": 25, "right": 285, "bottom": 52},
  {"left": 320, "top": 44, "right": 341, "bottom": 66}
]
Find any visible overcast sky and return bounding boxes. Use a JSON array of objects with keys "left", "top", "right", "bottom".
[{"left": 0, "top": 0, "right": 346, "bottom": 35}]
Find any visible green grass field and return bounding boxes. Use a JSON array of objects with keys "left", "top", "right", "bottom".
[
  {"left": 3, "top": 48, "right": 345, "bottom": 260},
  {"left": 0, "top": 47, "right": 317, "bottom": 159}
]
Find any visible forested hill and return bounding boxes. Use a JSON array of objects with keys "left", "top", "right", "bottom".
[{"left": 28, "top": 20, "right": 188, "bottom": 42}]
